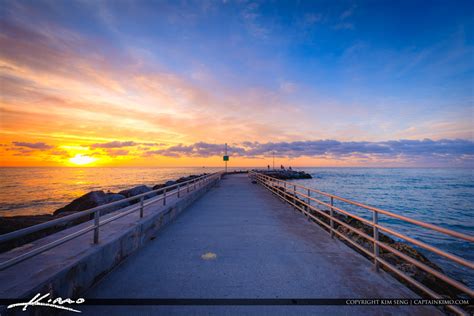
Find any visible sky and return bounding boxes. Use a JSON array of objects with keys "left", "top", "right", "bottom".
[{"left": 0, "top": 0, "right": 473, "bottom": 167}]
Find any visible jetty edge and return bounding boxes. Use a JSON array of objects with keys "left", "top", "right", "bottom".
[{"left": 254, "top": 169, "right": 312, "bottom": 180}]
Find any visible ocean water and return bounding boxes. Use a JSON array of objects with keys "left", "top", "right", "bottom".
[
  {"left": 0, "top": 167, "right": 227, "bottom": 217},
  {"left": 0, "top": 167, "right": 472, "bottom": 288}
]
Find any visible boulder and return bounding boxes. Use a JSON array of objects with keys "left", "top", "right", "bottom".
[
  {"left": 54, "top": 191, "right": 108, "bottom": 215},
  {"left": 261, "top": 170, "right": 312, "bottom": 180},
  {"left": 118, "top": 185, "right": 155, "bottom": 199},
  {"left": 152, "top": 183, "right": 166, "bottom": 191},
  {"left": 164, "top": 180, "right": 177, "bottom": 187},
  {"left": 54, "top": 191, "right": 130, "bottom": 216},
  {"left": 176, "top": 176, "right": 191, "bottom": 183},
  {"left": 101, "top": 193, "right": 129, "bottom": 214}
]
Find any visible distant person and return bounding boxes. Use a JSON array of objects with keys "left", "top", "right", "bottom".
[
  {"left": 267, "top": 164, "right": 270, "bottom": 170},
  {"left": 289, "top": 166, "right": 292, "bottom": 171},
  {"left": 281, "top": 165, "right": 285, "bottom": 170}
]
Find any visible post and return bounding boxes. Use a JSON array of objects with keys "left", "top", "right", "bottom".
[
  {"left": 307, "top": 189, "right": 310, "bottom": 216},
  {"left": 225, "top": 143, "right": 228, "bottom": 173},
  {"left": 187, "top": 182, "right": 190, "bottom": 192},
  {"left": 140, "top": 196, "right": 144, "bottom": 218},
  {"left": 93, "top": 211, "right": 100, "bottom": 244},
  {"left": 272, "top": 151, "right": 275, "bottom": 170},
  {"left": 330, "top": 197, "right": 334, "bottom": 238},
  {"left": 177, "top": 184, "right": 180, "bottom": 198},
  {"left": 373, "top": 211, "right": 379, "bottom": 271},
  {"left": 293, "top": 185, "right": 297, "bottom": 211},
  {"left": 163, "top": 188, "right": 167, "bottom": 206}
]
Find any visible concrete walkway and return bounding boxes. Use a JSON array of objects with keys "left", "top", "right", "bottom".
[{"left": 83, "top": 174, "right": 439, "bottom": 315}]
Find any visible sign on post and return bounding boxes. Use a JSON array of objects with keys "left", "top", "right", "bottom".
[{"left": 223, "top": 155, "right": 229, "bottom": 161}]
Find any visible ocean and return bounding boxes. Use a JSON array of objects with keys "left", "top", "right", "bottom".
[{"left": 0, "top": 167, "right": 472, "bottom": 287}]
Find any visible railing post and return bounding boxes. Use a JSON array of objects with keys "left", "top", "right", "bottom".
[
  {"left": 307, "top": 189, "right": 310, "bottom": 217},
  {"left": 139, "top": 196, "right": 144, "bottom": 218},
  {"left": 177, "top": 184, "right": 180, "bottom": 198},
  {"left": 373, "top": 211, "right": 379, "bottom": 272},
  {"left": 187, "top": 182, "right": 190, "bottom": 192},
  {"left": 93, "top": 211, "right": 100, "bottom": 244},
  {"left": 163, "top": 188, "right": 167, "bottom": 206},
  {"left": 293, "top": 185, "right": 297, "bottom": 211},
  {"left": 330, "top": 197, "right": 334, "bottom": 238}
]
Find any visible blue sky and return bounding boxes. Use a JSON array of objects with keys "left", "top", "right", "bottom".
[{"left": 0, "top": 0, "right": 473, "bottom": 166}]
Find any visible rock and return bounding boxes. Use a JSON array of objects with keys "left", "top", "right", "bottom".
[
  {"left": 176, "top": 176, "right": 191, "bottom": 183},
  {"left": 0, "top": 214, "right": 63, "bottom": 253},
  {"left": 259, "top": 170, "right": 312, "bottom": 180},
  {"left": 105, "top": 193, "right": 127, "bottom": 203},
  {"left": 164, "top": 180, "right": 177, "bottom": 187},
  {"left": 54, "top": 191, "right": 108, "bottom": 215},
  {"left": 54, "top": 191, "right": 130, "bottom": 216},
  {"left": 118, "top": 185, "right": 152, "bottom": 198},
  {"left": 102, "top": 193, "right": 129, "bottom": 214},
  {"left": 0, "top": 214, "right": 56, "bottom": 235},
  {"left": 152, "top": 183, "right": 165, "bottom": 190}
]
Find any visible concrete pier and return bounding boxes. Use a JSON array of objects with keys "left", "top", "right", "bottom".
[{"left": 82, "top": 174, "right": 439, "bottom": 315}]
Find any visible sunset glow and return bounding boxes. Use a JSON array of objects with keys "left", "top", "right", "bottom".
[
  {"left": 0, "top": 1, "right": 472, "bottom": 167},
  {"left": 69, "top": 154, "right": 97, "bottom": 166}
]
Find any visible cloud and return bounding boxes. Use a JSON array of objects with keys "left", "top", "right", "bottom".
[
  {"left": 304, "top": 13, "right": 323, "bottom": 25},
  {"left": 12, "top": 141, "right": 53, "bottom": 150},
  {"left": 106, "top": 149, "right": 129, "bottom": 157},
  {"left": 340, "top": 5, "right": 356, "bottom": 20},
  {"left": 241, "top": 2, "right": 269, "bottom": 39},
  {"left": 279, "top": 81, "right": 297, "bottom": 93},
  {"left": 334, "top": 4, "right": 357, "bottom": 30},
  {"left": 143, "top": 139, "right": 474, "bottom": 164},
  {"left": 334, "top": 22, "right": 354, "bottom": 30},
  {"left": 90, "top": 141, "right": 137, "bottom": 149}
]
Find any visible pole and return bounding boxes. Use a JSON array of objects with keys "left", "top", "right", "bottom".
[
  {"left": 225, "top": 143, "right": 228, "bottom": 173},
  {"left": 93, "top": 211, "right": 99, "bottom": 244},
  {"left": 373, "top": 211, "right": 379, "bottom": 272},
  {"left": 273, "top": 151, "right": 275, "bottom": 170},
  {"left": 330, "top": 197, "right": 334, "bottom": 238}
]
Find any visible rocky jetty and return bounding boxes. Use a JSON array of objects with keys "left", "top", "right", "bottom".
[
  {"left": 259, "top": 169, "right": 312, "bottom": 180},
  {"left": 0, "top": 173, "right": 207, "bottom": 253}
]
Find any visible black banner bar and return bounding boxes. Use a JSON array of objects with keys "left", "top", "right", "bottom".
[{"left": 1, "top": 298, "right": 472, "bottom": 306}]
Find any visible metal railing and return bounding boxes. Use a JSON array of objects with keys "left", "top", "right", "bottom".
[
  {"left": 250, "top": 171, "right": 473, "bottom": 315},
  {"left": 0, "top": 172, "right": 222, "bottom": 271}
]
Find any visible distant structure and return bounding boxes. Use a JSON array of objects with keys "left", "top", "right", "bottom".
[
  {"left": 223, "top": 143, "right": 229, "bottom": 173},
  {"left": 273, "top": 151, "right": 277, "bottom": 170}
]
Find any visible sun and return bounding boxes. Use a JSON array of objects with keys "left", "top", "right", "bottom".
[{"left": 69, "top": 154, "right": 97, "bottom": 166}]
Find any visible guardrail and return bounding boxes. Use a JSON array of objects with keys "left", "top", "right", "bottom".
[
  {"left": 250, "top": 171, "right": 473, "bottom": 315},
  {"left": 0, "top": 172, "right": 222, "bottom": 271}
]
